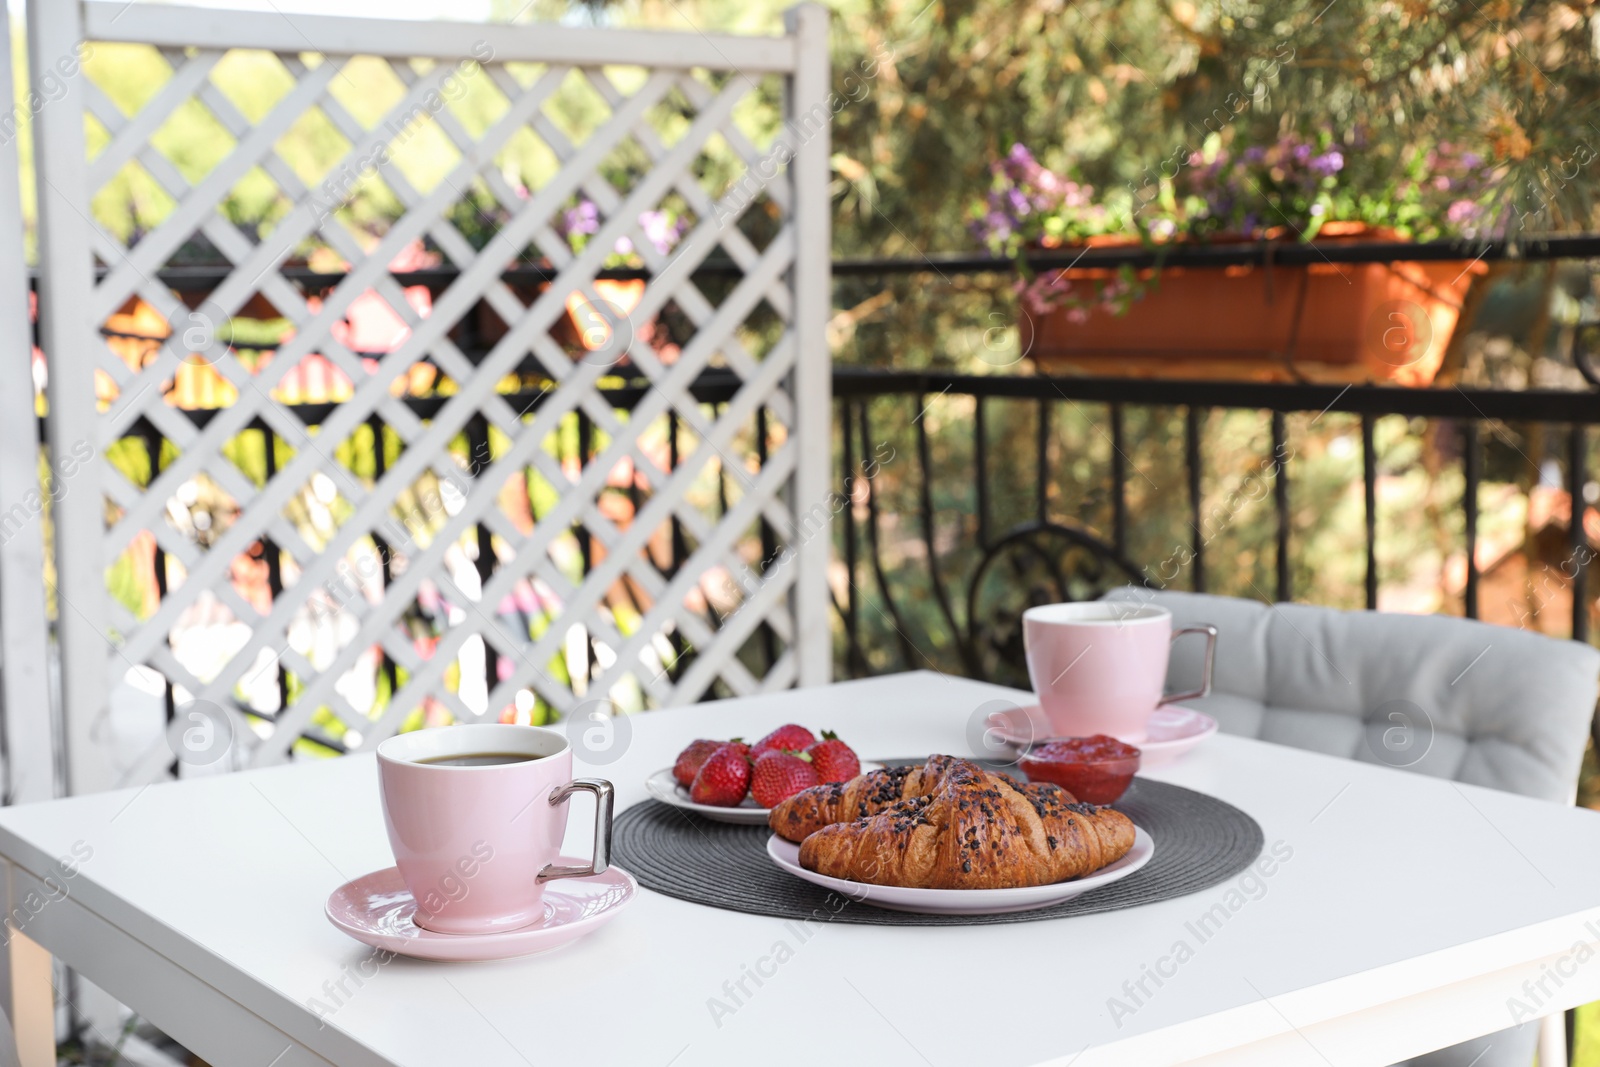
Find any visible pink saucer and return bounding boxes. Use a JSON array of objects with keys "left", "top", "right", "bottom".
[
  {"left": 987, "top": 704, "right": 1218, "bottom": 768},
  {"left": 325, "top": 861, "right": 636, "bottom": 962}
]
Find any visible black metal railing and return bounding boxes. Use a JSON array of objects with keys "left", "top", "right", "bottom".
[
  {"left": 129, "top": 232, "right": 1600, "bottom": 287},
  {"left": 830, "top": 369, "right": 1600, "bottom": 687}
]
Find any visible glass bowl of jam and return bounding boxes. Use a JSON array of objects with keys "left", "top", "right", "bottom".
[{"left": 1018, "top": 735, "right": 1141, "bottom": 804}]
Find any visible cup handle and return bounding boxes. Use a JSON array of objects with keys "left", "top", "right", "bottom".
[
  {"left": 1159, "top": 624, "right": 1217, "bottom": 706},
  {"left": 537, "top": 777, "right": 614, "bottom": 882}
]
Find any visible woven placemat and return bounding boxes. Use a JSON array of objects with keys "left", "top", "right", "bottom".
[{"left": 613, "top": 767, "right": 1263, "bottom": 926}]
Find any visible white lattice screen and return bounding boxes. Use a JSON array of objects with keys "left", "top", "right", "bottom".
[{"left": 31, "top": 1, "right": 832, "bottom": 793}]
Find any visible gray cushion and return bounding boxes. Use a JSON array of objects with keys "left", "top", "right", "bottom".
[
  {"left": 1103, "top": 589, "right": 1600, "bottom": 1067},
  {"left": 1105, "top": 588, "right": 1600, "bottom": 803}
]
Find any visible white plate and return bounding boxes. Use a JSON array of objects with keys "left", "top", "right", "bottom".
[
  {"left": 765, "top": 826, "right": 1154, "bottom": 915},
  {"left": 645, "top": 762, "right": 885, "bottom": 825},
  {"left": 988, "top": 704, "right": 1219, "bottom": 768},
  {"left": 325, "top": 862, "right": 636, "bottom": 962}
]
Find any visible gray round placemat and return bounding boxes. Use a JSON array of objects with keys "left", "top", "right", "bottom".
[{"left": 613, "top": 771, "right": 1263, "bottom": 926}]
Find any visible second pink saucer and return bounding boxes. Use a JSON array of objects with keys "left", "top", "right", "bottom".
[
  {"left": 326, "top": 862, "right": 635, "bottom": 962},
  {"left": 987, "top": 704, "right": 1218, "bottom": 768}
]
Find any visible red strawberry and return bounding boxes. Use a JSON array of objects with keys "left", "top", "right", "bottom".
[
  {"left": 689, "top": 743, "right": 752, "bottom": 807},
  {"left": 751, "top": 724, "right": 816, "bottom": 760},
  {"left": 749, "top": 750, "right": 820, "bottom": 808},
  {"left": 673, "top": 740, "right": 724, "bottom": 788},
  {"left": 806, "top": 731, "right": 860, "bottom": 784}
]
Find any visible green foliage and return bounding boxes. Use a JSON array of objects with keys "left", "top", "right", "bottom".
[
  {"left": 610, "top": 0, "right": 1600, "bottom": 254},
  {"left": 103, "top": 551, "right": 146, "bottom": 619}
]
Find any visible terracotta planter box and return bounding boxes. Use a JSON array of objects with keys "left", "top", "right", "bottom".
[{"left": 1020, "top": 226, "right": 1486, "bottom": 385}]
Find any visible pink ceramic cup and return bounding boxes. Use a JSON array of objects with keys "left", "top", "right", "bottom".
[
  {"left": 376, "top": 724, "right": 613, "bottom": 935},
  {"left": 1023, "top": 602, "right": 1216, "bottom": 742}
]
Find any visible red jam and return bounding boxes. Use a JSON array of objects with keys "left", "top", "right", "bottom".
[{"left": 1019, "top": 735, "right": 1141, "bottom": 804}]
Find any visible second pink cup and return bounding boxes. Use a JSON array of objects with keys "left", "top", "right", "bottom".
[{"left": 1023, "top": 601, "right": 1216, "bottom": 742}]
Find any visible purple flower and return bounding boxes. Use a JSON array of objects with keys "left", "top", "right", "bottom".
[
  {"left": 1309, "top": 151, "right": 1344, "bottom": 176},
  {"left": 562, "top": 200, "right": 600, "bottom": 238},
  {"left": 1003, "top": 143, "right": 1043, "bottom": 184},
  {"left": 972, "top": 210, "right": 1013, "bottom": 245},
  {"left": 637, "top": 210, "right": 683, "bottom": 255},
  {"left": 1447, "top": 199, "right": 1481, "bottom": 224},
  {"left": 1007, "top": 143, "right": 1038, "bottom": 169},
  {"left": 559, "top": 200, "right": 689, "bottom": 258},
  {"left": 1014, "top": 273, "right": 1068, "bottom": 316},
  {"left": 1061, "top": 180, "right": 1094, "bottom": 209}
]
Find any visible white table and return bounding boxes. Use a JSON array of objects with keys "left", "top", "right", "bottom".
[{"left": 1, "top": 671, "right": 1598, "bottom": 1067}]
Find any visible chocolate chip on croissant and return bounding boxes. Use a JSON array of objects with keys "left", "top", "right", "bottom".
[{"left": 796, "top": 757, "right": 1135, "bottom": 890}]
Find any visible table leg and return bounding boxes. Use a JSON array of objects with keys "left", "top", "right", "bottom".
[
  {"left": 4, "top": 933, "right": 51, "bottom": 1067},
  {"left": 0, "top": 861, "right": 54, "bottom": 1067},
  {"left": 1539, "top": 1012, "right": 1567, "bottom": 1066}
]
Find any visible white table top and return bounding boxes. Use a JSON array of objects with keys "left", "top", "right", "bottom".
[{"left": 3, "top": 671, "right": 1600, "bottom": 1067}]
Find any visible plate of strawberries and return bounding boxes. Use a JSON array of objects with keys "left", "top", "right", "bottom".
[{"left": 645, "top": 724, "right": 877, "bottom": 825}]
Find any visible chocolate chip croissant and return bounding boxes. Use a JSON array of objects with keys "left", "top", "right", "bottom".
[
  {"left": 795, "top": 757, "right": 1136, "bottom": 890},
  {"left": 769, "top": 755, "right": 970, "bottom": 843}
]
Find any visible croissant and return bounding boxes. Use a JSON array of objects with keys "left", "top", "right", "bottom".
[
  {"left": 796, "top": 758, "right": 1135, "bottom": 890},
  {"left": 769, "top": 755, "right": 969, "bottom": 843},
  {"left": 769, "top": 755, "right": 1070, "bottom": 844}
]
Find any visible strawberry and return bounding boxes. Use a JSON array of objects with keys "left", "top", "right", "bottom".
[
  {"left": 806, "top": 731, "right": 860, "bottom": 784},
  {"left": 689, "top": 743, "right": 752, "bottom": 807},
  {"left": 751, "top": 724, "right": 816, "bottom": 760},
  {"left": 749, "top": 750, "right": 820, "bottom": 809},
  {"left": 673, "top": 739, "right": 724, "bottom": 788}
]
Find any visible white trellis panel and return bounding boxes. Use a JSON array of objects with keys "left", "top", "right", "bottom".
[{"left": 31, "top": 0, "right": 833, "bottom": 792}]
